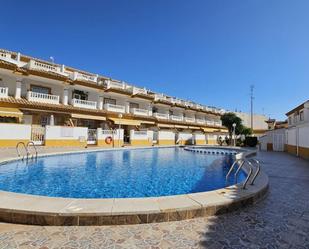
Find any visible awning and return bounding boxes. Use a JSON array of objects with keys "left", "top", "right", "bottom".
[
  {"left": 174, "top": 125, "right": 189, "bottom": 129},
  {"left": 189, "top": 126, "right": 201, "bottom": 130},
  {"left": 0, "top": 107, "right": 23, "bottom": 119},
  {"left": 158, "top": 123, "right": 175, "bottom": 128},
  {"left": 140, "top": 120, "right": 155, "bottom": 124},
  {"left": 202, "top": 127, "right": 217, "bottom": 133},
  {"left": 71, "top": 113, "right": 106, "bottom": 121},
  {"left": 109, "top": 117, "right": 141, "bottom": 126}
]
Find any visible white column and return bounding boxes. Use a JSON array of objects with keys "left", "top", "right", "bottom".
[
  {"left": 63, "top": 88, "right": 69, "bottom": 105},
  {"left": 15, "top": 79, "right": 22, "bottom": 99},
  {"left": 148, "top": 104, "right": 153, "bottom": 116},
  {"left": 98, "top": 96, "right": 104, "bottom": 110},
  {"left": 50, "top": 114, "right": 55, "bottom": 126},
  {"left": 125, "top": 101, "right": 130, "bottom": 113}
]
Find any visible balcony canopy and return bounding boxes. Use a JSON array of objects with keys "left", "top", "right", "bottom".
[
  {"left": 0, "top": 107, "right": 23, "bottom": 119},
  {"left": 108, "top": 117, "right": 141, "bottom": 126},
  {"left": 71, "top": 113, "right": 106, "bottom": 121}
]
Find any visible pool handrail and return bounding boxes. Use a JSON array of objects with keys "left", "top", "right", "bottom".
[
  {"left": 248, "top": 158, "right": 261, "bottom": 185},
  {"left": 27, "top": 141, "right": 38, "bottom": 160},
  {"left": 16, "top": 142, "right": 29, "bottom": 161}
]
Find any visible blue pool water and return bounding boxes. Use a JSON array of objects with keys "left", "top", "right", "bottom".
[{"left": 0, "top": 147, "right": 246, "bottom": 198}]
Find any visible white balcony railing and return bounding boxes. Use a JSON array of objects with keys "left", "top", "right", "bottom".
[
  {"left": 28, "top": 59, "right": 61, "bottom": 74},
  {"left": 27, "top": 91, "right": 60, "bottom": 104},
  {"left": 214, "top": 121, "right": 222, "bottom": 126},
  {"left": 104, "top": 103, "right": 126, "bottom": 113},
  {"left": 74, "top": 72, "right": 97, "bottom": 83},
  {"left": 71, "top": 98, "right": 97, "bottom": 109},
  {"left": 106, "top": 80, "right": 129, "bottom": 90},
  {"left": 131, "top": 108, "right": 150, "bottom": 116},
  {"left": 153, "top": 112, "right": 169, "bottom": 120},
  {"left": 154, "top": 94, "right": 168, "bottom": 102},
  {"left": 170, "top": 115, "right": 183, "bottom": 122},
  {"left": 196, "top": 118, "right": 205, "bottom": 125},
  {"left": 185, "top": 117, "right": 195, "bottom": 123},
  {"left": 132, "top": 87, "right": 147, "bottom": 95},
  {"left": 0, "top": 87, "right": 8, "bottom": 98},
  {"left": 206, "top": 120, "right": 215, "bottom": 126}
]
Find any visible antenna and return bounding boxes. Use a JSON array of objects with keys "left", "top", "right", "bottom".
[{"left": 250, "top": 85, "right": 254, "bottom": 131}]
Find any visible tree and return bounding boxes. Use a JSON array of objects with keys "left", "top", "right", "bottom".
[{"left": 220, "top": 112, "right": 242, "bottom": 145}]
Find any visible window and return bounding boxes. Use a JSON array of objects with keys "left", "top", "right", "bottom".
[
  {"left": 72, "top": 90, "right": 88, "bottom": 100},
  {"left": 288, "top": 117, "right": 292, "bottom": 125},
  {"left": 293, "top": 114, "right": 298, "bottom": 123},
  {"left": 31, "top": 85, "right": 50, "bottom": 94},
  {"left": 104, "top": 98, "right": 116, "bottom": 105},
  {"left": 300, "top": 111, "right": 304, "bottom": 121}
]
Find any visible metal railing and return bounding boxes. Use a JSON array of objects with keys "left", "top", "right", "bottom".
[
  {"left": 16, "top": 141, "right": 38, "bottom": 162},
  {"left": 27, "top": 141, "right": 38, "bottom": 160},
  {"left": 226, "top": 158, "right": 261, "bottom": 189},
  {"left": 16, "top": 142, "right": 29, "bottom": 161}
]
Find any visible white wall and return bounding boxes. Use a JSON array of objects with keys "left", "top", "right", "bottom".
[
  {"left": 177, "top": 132, "right": 193, "bottom": 142},
  {"left": 298, "top": 125, "right": 309, "bottom": 148},
  {"left": 97, "top": 128, "right": 124, "bottom": 140},
  {"left": 193, "top": 133, "right": 206, "bottom": 141},
  {"left": 45, "top": 126, "right": 88, "bottom": 140},
  {"left": 130, "top": 130, "right": 153, "bottom": 141},
  {"left": 0, "top": 123, "right": 31, "bottom": 140},
  {"left": 158, "top": 130, "right": 175, "bottom": 140}
]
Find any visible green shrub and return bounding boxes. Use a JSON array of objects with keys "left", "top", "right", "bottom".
[{"left": 245, "top": 136, "right": 258, "bottom": 147}]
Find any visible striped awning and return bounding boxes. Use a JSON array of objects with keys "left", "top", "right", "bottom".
[
  {"left": 0, "top": 107, "right": 23, "bottom": 119},
  {"left": 71, "top": 113, "right": 106, "bottom": 121}
]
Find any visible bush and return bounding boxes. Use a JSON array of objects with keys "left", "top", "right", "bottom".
[{"left": 244, "top": 136, "right": 258, "bottom": 147}]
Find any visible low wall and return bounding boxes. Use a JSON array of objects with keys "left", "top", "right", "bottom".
[
  {"left": 45, "top": 126, "right": 88, "bottom": 147},
  {"left": 97, "top": 129, "right": 124, "bottom": 147},
  {"left": 193, "top": 133, "right": 206, "bottom": 145},
  {"left": 285, "top": 125, "right": 309, "bottom": 160},
  {"left": 130, "top": 130, "right": 153, "bottom": 146},
  {"left": 157, "top": 130, "right": 175, "bottom": 145},
  {"left": 0, "top": 123, "right": 31, "bottom": 147},
  {"left": 177, "top": 132, "right": 193, "bottom": 145}
]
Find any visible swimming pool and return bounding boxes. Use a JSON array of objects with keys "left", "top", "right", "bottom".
[{"left": 0, "top": 147, "right": 246, "bottom": 198}]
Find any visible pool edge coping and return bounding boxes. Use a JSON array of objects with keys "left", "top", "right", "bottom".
[{"left": 0, "top": 146, "right": 269, "bottom": 226}]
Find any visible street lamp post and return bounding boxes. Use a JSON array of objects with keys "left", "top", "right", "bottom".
[{"left": 232, "top": 123, "right": 236, "bottom": 147}]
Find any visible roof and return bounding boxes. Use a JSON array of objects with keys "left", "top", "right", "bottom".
[{"left": 286, "top": 100, "right": 309, "bottom": 116}]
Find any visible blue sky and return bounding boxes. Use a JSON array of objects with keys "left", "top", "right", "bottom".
[{"left": 1, "top": 0, "right": 309, "bottom": 120}]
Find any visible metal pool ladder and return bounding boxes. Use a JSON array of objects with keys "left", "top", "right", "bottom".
[
  {"left": 226, "top": 158, "right": 261, "bottom": 189},
  {"left": 27, "top": 141, "right": 38, "bottom": 160},
  {"left": 16, "top": 141, "right": 38, "bottom": 162},
  {"left": 16, "top": 142, "right": 29, "bottom": 161}
]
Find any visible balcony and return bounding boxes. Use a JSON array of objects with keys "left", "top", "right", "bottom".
[
  {"left": 154, "top": 94, "right": 168, "bottom": 101},
  {"left": 196, "top": 118, "right": 205, "bottom": 125},
  {"left": 27, "top": 59, "right": 62, "bottom": 74},
  {"left": 106, "top": 80, "right": 129, "bottom": 90},
  {"left": 153, "top": 112, "right": 169, "bottom": 120},
  {"left": 131, "top": 108, "right": 150, "bottom": 116},
  {"left": 104, "top": 103, "right": 126, "bottom": 113},
  {"left": 0, "top": 87, "right": 8, "bottom": 98},
  {"left": 214, "top": 121, "right": 222, "bottom": 126},
  {"left": 71, "top": 98, "right": 97, "bottom": 109},
  {"left": 169, "top": 97, "right": 182, "bottom": 105},
  {"left": 206, "top": 120, "right": 215, "bottom": 126},
  {"left": 185, "top": 117, "right": 195, "bottom": 123},
  {"left": 0, "top": 52, "right": 18, "bottom": 65},
  {"left": 170, "top": 115, "right": 183, "bottom": 122},
  {"left": 73, "top": 72, "right": 97, "bottom": 83},
  {"left": 27, "top": 91, "right": 60, "bottom": 104},
  {"left": 132, "top": 87, "right": 147, "bottom": 95}
]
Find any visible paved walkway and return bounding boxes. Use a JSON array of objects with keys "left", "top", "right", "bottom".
[{"left": 0, "top": 151, "right": 308, "bottom": 248}]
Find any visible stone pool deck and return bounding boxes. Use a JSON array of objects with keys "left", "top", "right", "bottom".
[{"left": 0, "top": 150, "right": 308, "bottom": 248}]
